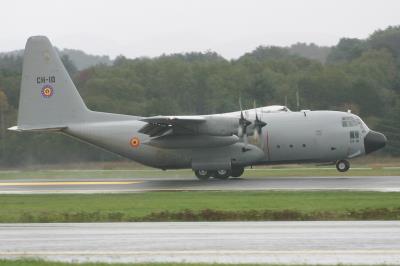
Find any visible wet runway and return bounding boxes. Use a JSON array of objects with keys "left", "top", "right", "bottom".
[
  {"left": 0, "top": 221, "right": 399, "bottom": 264},
  {"left": 0, "top": 175, "right": 399, "bottom": 193}
]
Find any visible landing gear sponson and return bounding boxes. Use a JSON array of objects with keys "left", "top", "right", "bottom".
[
  {"left": 194, "top": 166, "right": 245, "bottom": 180},
  {"left": 195, "top": 160, "right": 350, "bottom": 180}
]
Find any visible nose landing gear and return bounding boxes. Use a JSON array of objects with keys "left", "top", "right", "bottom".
[{"left": 336, "top": 160, "right": 350, "bottom": 172}]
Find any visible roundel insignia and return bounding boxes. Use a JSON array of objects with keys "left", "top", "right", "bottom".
[
  {"left": 130, "top": 137, "right": 140, "bottom": 148},
  {"left": 41, "top": 85, "right": 54, "bottom": 98}
]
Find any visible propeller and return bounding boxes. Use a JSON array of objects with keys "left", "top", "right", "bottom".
[
  {"left": 237, "top": 98, "right": 268, "bottom": 152},
  {"left": 238, "top": 97, "right": 251, "bottom": 151},
  {"left": 252, "top": 100, "right": 267, "bottom": 142}
]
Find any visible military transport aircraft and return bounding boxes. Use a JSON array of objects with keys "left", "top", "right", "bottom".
[{"left": 9, "top": 36, "right": 387, "bottom": 180}]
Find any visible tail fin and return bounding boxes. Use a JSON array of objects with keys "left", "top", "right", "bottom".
[{"left": 11, "top": 36, "right": 88, "bottom": 131}]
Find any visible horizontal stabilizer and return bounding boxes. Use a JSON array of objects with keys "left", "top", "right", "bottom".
[{"left": 8, "top": 125, "right": 67, "bottom": 132}]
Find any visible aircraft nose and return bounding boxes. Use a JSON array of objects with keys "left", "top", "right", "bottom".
[{"left": 364, "top": 130, "right": 387, "bottom": 154}]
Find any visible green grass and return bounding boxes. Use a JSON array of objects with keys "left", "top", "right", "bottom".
[
  {"left": 1, "top": 191, "right": 399, "bottom": 222},
  {"left": 0, "top": 166, "right": 400, "bottom": 180},
  {"left": 0, "top": 260, "right": 390, "bottom": 266}
]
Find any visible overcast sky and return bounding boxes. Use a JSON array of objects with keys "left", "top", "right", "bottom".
[{"left": 1, "top": 0, "right": 399, "bottom": 59}]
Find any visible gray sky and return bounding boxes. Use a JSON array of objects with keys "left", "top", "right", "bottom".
[{"left": 1, "top": 0, "right": 399, "bottom": 59}]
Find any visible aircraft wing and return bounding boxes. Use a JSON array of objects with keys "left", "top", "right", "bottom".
[{"left": 139, "top": 115, "right": 206, "bottom": 137}]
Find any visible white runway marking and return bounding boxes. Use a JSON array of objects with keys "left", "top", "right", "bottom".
[
  {"left": 2, "top": 249, "right": 400, "bottom": 255},
  {"left": 2, "top": 187, "right": 400, "bottom": 194},
  {"left": 384, "top": 166, "right": 400, "bottom": 170},
  {"left": 0, "top": 221, "right": 399, "bottom": 264},
  {"left": 0, "top": 181, "right": 141, "bottom": 186}
]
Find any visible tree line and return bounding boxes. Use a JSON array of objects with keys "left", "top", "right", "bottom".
[{"left": 0, "top": 26, "right": 399, "bottom": 166}]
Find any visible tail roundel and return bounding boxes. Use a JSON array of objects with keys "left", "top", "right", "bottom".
[{"left": 10, "top": 36, "right": 89, "bottom": 131}]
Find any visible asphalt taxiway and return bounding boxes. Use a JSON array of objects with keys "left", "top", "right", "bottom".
[
  {"left": 0, "top": 175, "right": 399, "bottom": 193},
  {"left": 0, "top": 221, "right": 399, "bottom": 264}
]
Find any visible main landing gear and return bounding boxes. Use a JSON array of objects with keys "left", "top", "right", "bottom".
[
  {"left": 336, "top": 159, "right": 350, "bottom": 172},
  {"left": 194, "top": 169, "right": 212, "bottom": 180},
  {"left": 194, "top": 166, "right": 244, "bottom": 180}
]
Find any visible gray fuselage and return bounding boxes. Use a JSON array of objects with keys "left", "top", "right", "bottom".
[{"left": 64, "top": 108, "right": 370, "bottom": 170}]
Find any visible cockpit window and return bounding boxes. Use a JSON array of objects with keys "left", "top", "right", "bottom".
[{"left": 342, "top": 117, "right": 360, "bottom": 127}]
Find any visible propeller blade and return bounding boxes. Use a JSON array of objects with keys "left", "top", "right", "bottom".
[
  {"left": 253, "top": 100, "right": 259, "bottom": 121},
  {"left": 238, "top": 126, "right": 243, "bottom": 137},
  {"left": 238, "top": 96, "right": 253, "bottom": 152},
  {"left": 238, "top": 97, "right": 251, "bottom": 134},
  {"left": 239, "top": 97, "right": 245, "bottom": 119},
  {"left": 254, "top": 129, "right": 259, "bottom": 142},
  {"left": 250, "top": 99, "right": 267, "bottom": 148},
  {"left": 243, "top": 133, "right": 248, "bottom": 148}
]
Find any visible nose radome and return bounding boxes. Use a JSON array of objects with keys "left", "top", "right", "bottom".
[{"left": 364, "top": 130, "right": 387, "bottom": 154}]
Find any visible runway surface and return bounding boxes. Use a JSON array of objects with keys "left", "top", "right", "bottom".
[
  {"left": 0, "top": 221, "right": 399, "bottom": 264},
  {"left": 0, "top": 175, "right": 399, "bottom": 193}
]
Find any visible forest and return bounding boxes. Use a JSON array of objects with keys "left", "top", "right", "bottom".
[{"left": 0, "top": 26, "right": 399, "bottom": 166}]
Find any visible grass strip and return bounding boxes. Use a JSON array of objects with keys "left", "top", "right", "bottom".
[{"left": 0, "top": 191, "right": 399, "bottom": 222}]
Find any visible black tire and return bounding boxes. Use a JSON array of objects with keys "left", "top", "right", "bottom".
[
  {"left": 213, "top": 169, "right": 231, "bottom": 180},
  {"left": 336, "top": 160, "right": 350, "bottom": 172},
  {"left": 231, "top": 167, "right": 245, "bottom": 177},
  {"left": 194, "top": 170, "right": 211, "bottom": 180}
]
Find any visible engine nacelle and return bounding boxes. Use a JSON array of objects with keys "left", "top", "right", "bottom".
[
  {"left": 195, "top": 116, "right": 239, "bottom": 136},
  {"left": 145, "top": 134, "right": 239, "bottom": 149}
]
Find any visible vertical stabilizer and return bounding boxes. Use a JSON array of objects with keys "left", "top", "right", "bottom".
[{"left": 15, "top": 36, "right": 88, "bottom": 130}]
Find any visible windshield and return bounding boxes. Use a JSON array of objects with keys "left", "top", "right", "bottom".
[{"left": 342, "top": 115, "right": 369, "bottom": 133}]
